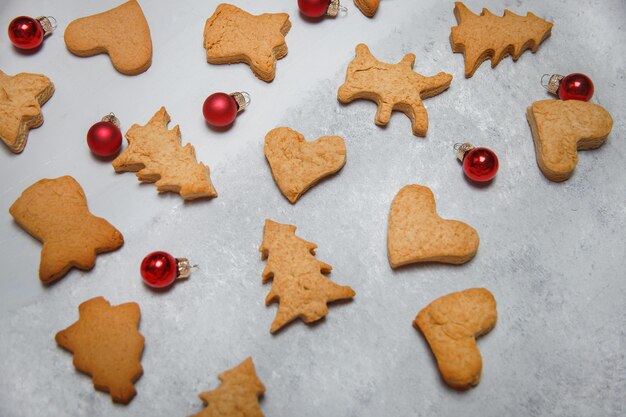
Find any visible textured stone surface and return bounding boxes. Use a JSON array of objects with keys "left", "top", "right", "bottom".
[{"left": 0, "top": 0, "right": 625, "bottom": 416}]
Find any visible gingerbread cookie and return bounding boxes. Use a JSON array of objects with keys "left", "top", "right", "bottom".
[
  {"left": 204, "top": 3, "right": 291, "bottom": 82},
  {"left": 354, "top": 0, "right": 380, "bottom": 17},
  {"left": 387, "top": 184, "right": 479, "bottom": 268},
  {"left": 64, "top": 0, "right": 152, "bottom": 75},
  {"left": 264, "top": 127, "right": 346, "bottom": 204},
  {"left": 55, "top": 296, "right": 144, "bottom": 404},
  {"left": 451, "top": 2, "right": 553, "bottom": 78},
  {"left": 414, "top": 288, "right": 497, "bottom": 390},
  {"left": 338, "top": 44, "right": 452, "bottom": 137},
  {"left": 260, "top": 219, "right": 355, "bottom": 333},
  {"left": 192, "top": 357, "right": 265, "bottom": 417},
  {"left": 112, "top": 107, "right": 217, "bottom": 200},
  {"left": 0, "top": 71, "right": 54, "bottom": 153},
  {"left": 9, "top": 176, "right": 124, "bottom": 284},
  {"left": 526, "top": 99, "right": 613, "bottom": 182}
]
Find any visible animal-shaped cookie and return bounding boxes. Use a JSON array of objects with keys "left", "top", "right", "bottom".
[
  {"left": 192, "top": 357, "right": 265, "bottom": 417},
  {"left": 526, "top": 99, "right": 613, "bottom": 182},
  {"left": 414, "top": 288, "right": 497, "bottom": 390},
  {"left": 451, "top": 2, "right": 553, "bottom": 78},
  {"left": 0, "top": 71, "right": 54, "bottom": 153},
  {"left": 56, "top": 297, "right": 144, "bottom": 404},
  {"left": 387, "top": 184, "right": 479, "bottom": 267},
  {"left": 260, "top": 219, "right": 355, "bottom": 333},
  {"left": 64, "top": 0, "right": 152, "bottom": 75},
  {"left": 264, "top": 127, "right": 346, "bottom": 204},
  {"left": 204, "top": 3, "right": 291, "bottom": 82},
  {"left": 338, "top": 44, "right": 452, "bottom": 136},
  {"left": 354, "top": 0, "right": 380, "bottom": 17},
  {"left": 112, "top": 107, "right": 217, "bottom": 200},
  {"left": 9, "top": 176, "right": 124, "bottom": 284}
]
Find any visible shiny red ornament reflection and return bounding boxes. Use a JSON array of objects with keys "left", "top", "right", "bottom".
[
  {"left": 87, "top": 121, "right": 122, "bottom": 157},
  {"left": 8, "top": 16, "right": 43, "bottom": 49},
  {"left": 203, "top": 93, "right": 238, "bottom": 127},
  {"left": 140, "top": 251, "right": 178, "bottom": 288},
  {"left": 558, "top": 73, "right": 594, "bottom": 102},
  {"left": 298, "top": 0, "right": 331, "bottom": 17},
  {"left": 463, "top": 147, "right": 499, "bottom": 182}
]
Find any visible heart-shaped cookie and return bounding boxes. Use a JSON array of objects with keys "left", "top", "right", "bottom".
[
  {"left": 64, "top": 0, "right": 152, "bottom": 75},
  {"left": 526, "top": 99, "right": 613, "bottom": 182},
  {"left": 354, "top": 0, "right": 380, "bottom": 17},
  {"left": 264, "top": 127, "right": 346, "bottom": 204},
  {"left": 387, "top": 184, "right": 479, "bottom": 268}
]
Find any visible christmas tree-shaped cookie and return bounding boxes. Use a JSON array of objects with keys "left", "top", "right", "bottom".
[
  {"left": 192, "top": 357, "right": 265, "bottom": 417},
  {"left": 55, "top": 297, "right": 144, "bottom": 404},
  {"left": 112, "top": 107, "right": 217, "bottom": 200},
  {"left": 338, "top": 44, "right": 452, "bottom": 136},
  {"left": 260, "top": 219, "right": 355, "bottom": 333},
  {"left": 451, "top": 2, "right": 553, "bottom": 77}
]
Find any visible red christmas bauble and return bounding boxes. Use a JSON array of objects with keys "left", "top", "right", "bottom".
[
  {"left": 141, "top": 251, "right": 178, "bottom": 288},
  {"left": 463, "top": 147, "right": 499, "bottom": 182},
  {"left": 558, "top": 73, "right": 594, "bottom": 102},
  {"left": 87, "top": 121, "right": 122, "bottom": 157},
  {"left": 298, "top": 0, "right": 331, "bottom": 18},
  {"left": 203, "top": 93, "right": 238, "bottom": 127},
  {"left": 8, "top": 16, "right": 44, "bottom": 49}
]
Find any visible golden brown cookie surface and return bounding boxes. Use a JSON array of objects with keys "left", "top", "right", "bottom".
[
  {"left": 260, "top": 219, "right": 355, "bottom": 333},
  {"left": 264, "top": 127, "right": 346, "bottom": 204},
  {"left": 112, "top": 107, "right": 217, "bottom": 200},
  {"left": 64, "top": 0, "right": 152, "bottom": 75},
  {"left": 526, "top": 99, "right": 613, "bottom": 182},
  {"left": 451, "top": 2, "right": 552, "bottom": 78},
  {"left": 192, "top": 357, "right": 265, "bottom": 417},
  {"left": 338, "top": 44, "right": 452, "bottom": 136},
  {"left": 0, "top": 71, "right": 54, "bottom": 153},
  {"left": 9, "top": 176, "right": 124, "bottom": 284},
  {"left": 204, "top": 3, "right": 291, "bottom": 82},
  {"left": 414, "top": 288, "right": 497, "bottom": 390},
  {"left": 354, "top": 0, "right": 380, "bottom": 17},
  {"left": 387, "top": 184, "right": 479, "bottom": 267},
  {"left": 55, "top": 297, "right": 144, "bottom": 404}
]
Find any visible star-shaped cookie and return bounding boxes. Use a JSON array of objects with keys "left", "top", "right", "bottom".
[
  {"left": 0, "top": 71, "right": 54, "bottom": 153},
  {"left": 204, "top": 3, "right": 291, "bottom": 82},
  {"left": 338, "top": 44, "right": 452, "bottom": 136}
]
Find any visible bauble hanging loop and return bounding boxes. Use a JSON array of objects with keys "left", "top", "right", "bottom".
[
  {"left": 298, "top": 0, "right": 347, "bottom": 18},
  {"left": 541, "top": 73, "right": 594, "bottom": 102},
  {"left": 454, "top": 142, "right": 499, "bottom": 183},
  {"left": 202, "top": 91, "right": 250, "bottom": 128},
  {"left": 140, "top": 251, "right": 193, "bottom": 289},
  {"left": 87, "top": 113, "right": 122, "bottom": 157},
  {"left": 8, "top": 16, "right": 56, "bottom": 49}
]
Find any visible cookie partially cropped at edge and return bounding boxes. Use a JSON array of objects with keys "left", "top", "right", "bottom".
[
  {"left": 526, "top": 99, "right": 613, "bottom": 182},
  {"left": 387, "top": 184, "right": 479, "bottom": 268},
  {"left": 264, "top": 127, "right": 346, "bottom": 204},
  {"left": 192, "top": 357, "right": 265, "bottom": 417},
  {"left": 338, "top": 44, "right": 452, "bottom": 137},
  {"left": 56, "top": 296, "right": 144, "bottom": 404},
  {"left": 354, "top": 0, "right": 380, "bottom": 17},
  {"left": 451, "top": 2, "right": 552, "bottom": 78},
  {"left": 414, "top": 288, "right": 497, "bottom": 390},
  {"left": 0, "top": 71, "right": 54, "bottom": 153},
  {"left": 64, "top": 0, "right": 152, "bottom": 75},
  {"left": 9, "top": 176, "right": 124, "bottom": 284},
  {"left": 204, "top": 3, "right": 291, "bottom": 82},
  {"left": 112, "top": 107, "right": 218, "bottom": 200}
]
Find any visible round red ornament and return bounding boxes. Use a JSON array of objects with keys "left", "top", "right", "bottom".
[
  {"left": 202, "top": 91, "right": 250, "bottom": 127},
  {"left": 541, "top": 73, "right": 594, "bottom": 102},
  {"left": 8, "top": 16, "right": 56, "bottom": 50},
  {"left": 298, "top": 0, "right": 345, "bottom": 18},
  {"left": 87, "top": 114, "right": 122, "bottom": 157},
  {"left": 454, "top": 143, "right": 499, "bottom": 183},
  {"left": 140, "top": 251, "right": 192, "bottom": 289}
]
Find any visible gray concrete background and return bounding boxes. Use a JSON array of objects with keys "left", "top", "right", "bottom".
[{"left": 0, "top": 0, "right": 624, "bottom": 416}]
